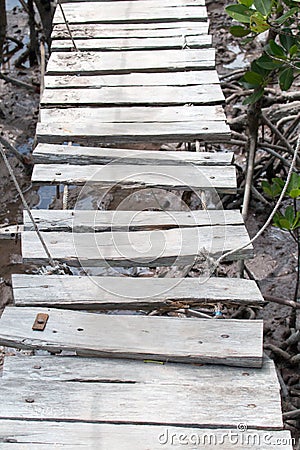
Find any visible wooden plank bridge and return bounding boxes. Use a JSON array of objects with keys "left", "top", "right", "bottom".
[{"left": 0, "top": 0, "right": 293, "bottom": 447}]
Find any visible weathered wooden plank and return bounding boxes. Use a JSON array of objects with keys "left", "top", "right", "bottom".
[
  {"left": 23, "top": 209, "right": 241, "bottom": 231},
  {"left": 36, "top": 121, "right": 231, "bottom": 144},
  {"left": 53, "top": 3, "right": 208, "bottom": 25},
  {"left": 12, "top": 274, "right": 264, "bottom": 309},
  {"left": 21, "top": 226, "right": 253, "bottom": 266},
  {"left": 46, "top": 49, "right": 216, "bottom": 75},
  {"left": 52, "top": 22, "right": 209, "bottom": 40},
  {"left": 0, "top": 421, "right": 292, "bottom": 449},
  {"left": 0, "top": 307, "right": 263, "bottom": 366},
  {"left": 56, "top": 0, "right": 207, "bottom": 5},
  {"left": 2, "top": 356, "right": 276, "bottom": 385},
  {"left": 0, "top": 379, "right": 281, "bottom": 429},
  {"left": 31, "top": 164, "right": 236, "bottom": 192},
  {"left": 51, "top": 35, "right": 212, "bottom": 51},
  {"left": 44, "top": 71, "right": 220, "bottom": 88},
  {"left": 41, "top": 85, "right": 224, "bottom": 107},
  {"left": 0, "top": 224, "right": 23, "bottom": 239},
  {"left": 33, "top": 143, "right": 232, "bottom": 165}
]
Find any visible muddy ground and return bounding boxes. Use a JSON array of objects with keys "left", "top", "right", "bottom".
[{"left": 0, "top": 0, "right": 299, "bottom": 443}]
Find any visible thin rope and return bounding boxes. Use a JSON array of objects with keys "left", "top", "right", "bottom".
[
  {"left": 0, "top": 144, "right": 56, "bottom": 267},
  {"left": 216, "top": 133, "right": 300, "bottom": 266},
  {"left": 57, "top": 0, "right": 79, "bottom": 52}
]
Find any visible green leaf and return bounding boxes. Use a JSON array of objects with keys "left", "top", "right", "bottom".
[
  {"left": 287, "top": 172, "right": 300, "bottom": 198},
  {"left": 238, "top": 0, "right": 254, "bottom": 5},
  {"left": 230, "top": 25, "right": 251, "bottom": 37},
  {"left": 279, "top": 67, "right": 294, "bottom": 90},
  {"left": 251, "top": 59, "right": 270, "bottom": 76},
  {"left": 292, "top": 211, "right": 300, "bottom": 230},
  {"left": 253, "top": 0, "right": 272, "bottom": 16},
  {"left": 262, "top": 178, "right": 284, "bottom": 198},
  {"left": 242, "top": 70, "right": 264, "bottom": 86},
  {"left": 226, "top": 4, "right": 253, "bottom": 23},
  {"left": 273, "top": 212, "right": 291, "bottom": 230},
  {"left": 274, "top": 7, "right": 299, "bottom": 24},
  {"left": 285, "top": 205, "right": 295, "bottom": 224},
  {"left": 243, "top": 87, "right": 264, "bottom": 104},
  {"left": 256, "top": 53, "right": 284, "bottom": 69},
  {"left": 250, "top": 11, "right": 270, "bottom": 32},
  {"left": 268, "top": 40, "right": 286, "bottom": 58},
  {"left": 289, "top": 44, "right": 299, "bottom": 56},
  {"left": 279, "top": 30, "right": 296, "bottom": 52}
]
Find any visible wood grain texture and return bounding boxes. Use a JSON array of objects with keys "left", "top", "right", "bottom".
[
  {"left": 0, "top": 378, "right": 280, "bottom": 429},
  {"left": 23, "top": 209, "right": 241, "bottom": 232},
  {"left": 53, "top": 2, "right": 208, "bottom": 24},
  {"left": 21, "top": 225, "right": 252, "bottom": 267},
  {"left": 0, "top": 421, "right": 291, "bottom": 448},
  {"left": 44, "top": 71, "right": 220, "bottom": 88},
  {"left": 12, "top": 273, "right": 265, "bottom": 309},
  {"left": 51, "top": 22, "right": 209, "bottom": 40},
  {"left": 33, "top": 143, "right": 232, "bottom": 165},
  {"left": 0, "top": 307, "right": 263, "bottom": 367},
  {"left": 31, "top": 164, "right": 236, "bottom": 192},
  {"left": 2, "top": 356, "right": 275, "bottom": 384},
  {"left": 51, "top": 35, "right": 212, "bottom": 51},
  {"left": 46, "top": 49, "right": 215, "bottom": 75},
  {"left": 36, "top": 121, "right": 231, "bottom": 144},
  {"left": 40, "top": 85, "right": 224, "bottom": 106}
]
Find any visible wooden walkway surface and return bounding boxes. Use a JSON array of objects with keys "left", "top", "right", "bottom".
[{"left": 0, "top": 0, "right": 293, "bottom": 448}]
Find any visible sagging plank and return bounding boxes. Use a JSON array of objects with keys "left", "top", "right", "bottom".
[
  {"left": 33, "top": 144, "right": 232, "bottom": 166},
  {"left": 0, "top": 422, "right": 292, "bottom": 449},
  {"left": 40, "top": 85, "right": 224, "bottom": 107},
  {"left": 31, "top": 164, "right": 236, "bottom": 192},
  {"left": 36, "top": 121, "right": 231, "bottom": 144},
  {"left": 21, "top": 226, "right": 253, "bottom": 267},
  {"left": 52, "top": 22, "right": 209, "bottom": 40},
  {"left": 0, "top": 307, "right": 263, "bottom": 367},
  {"left": 12, "top": 274, "right": 264, "bottom": 309},
  {"left": 56, "top": 0, "right": 207, "bottom": 5},
  {"left": 46, "top": 49, "right": 215, "bottom": 75},
  {"left": 2, "top": 356, "right": 274, "bottom": 384},
  {"left": 53, "top": 3, "right": 208, "bottom": 25},
  {"left": 22, "top": 209, "right": 241, "bottom": 232},
  {"left": 51, "top": 35, "right": 212, "bottom": 51},
  {"left": 44, "top": 71, "right": 220, "bottom": 88}
]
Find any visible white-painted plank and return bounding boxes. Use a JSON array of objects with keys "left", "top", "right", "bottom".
[
  {"left": 44, "top": 71, "right": 220, "bottom": 88},
  {"left": 40, "top": 85, "right": 224, "bottom": 106},
  {"left": 46, "top": 49, "right": 216, "bottom": 75},
  {"left": 51, "top": 35, "right": 212, "bottom": 51},
  {"left": 31, "top": 164, "right": 236, "bottom": 192},
  {"left": 36, "top": 121, "right": 231, "bottom": 144},
  {"left": 56, "top": 0, "right": 207, "bottom": 5},
  {"left": 53, "top": 3, "right": 208, "bottom": 24},
  {"left": 2, "top": 356, "right": 275, "bottom": 385},
  {"left": 0, "top": 421, "right": 292, "bottom": 449},
  {"left": 33, "top": 143, "right": 232, "bottom": 165},
  {"left": 0, "top": 307, "right": 263, "bottom": 366},
  {"left": 23, "top": 209, "right": 241, "bottom": 231},
  {"left": 12, "top": 274, "right": 264, "bottom": 309},
  {"left": 21, "top": 226, "right": 253, "bottom": 266},
  {"left": 52, "top": 22, "right": 209, "bottom": 40}
]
